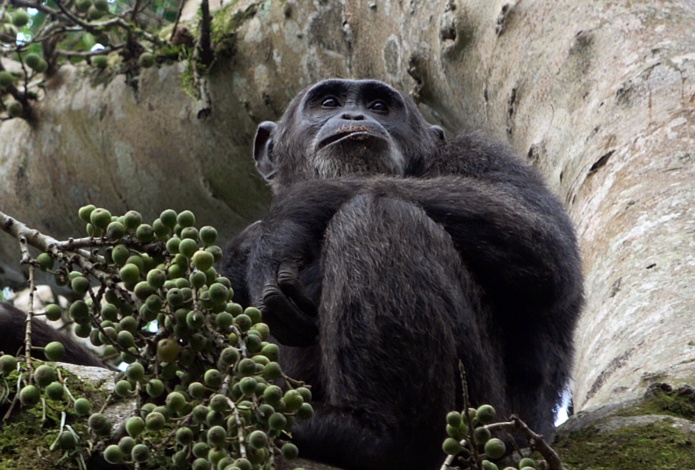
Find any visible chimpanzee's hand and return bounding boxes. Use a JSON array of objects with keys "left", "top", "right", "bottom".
[{"left": 258, "top": 260, "right": 318, "bottom": 347}]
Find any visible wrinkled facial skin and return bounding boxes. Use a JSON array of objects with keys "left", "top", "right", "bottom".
[
  {"left": 306, "top": 81, "right": 406, "bottom": 178},
  {"left": 253, "top": 79, "right": 444, "bottom": 191}
]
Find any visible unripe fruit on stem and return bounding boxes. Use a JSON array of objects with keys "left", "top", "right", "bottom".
[
  {"left": 484, "top": 437, "right": 506, "bottom": 459},
  {"left": 19, "top": 385, "right": 40, "bottom": 406},
  {"left": 45, "top": 304, "right": 62, "bottom": 321},
  {"left": 12, "top": 10, "right": 30, "bottom": 27},
  {"left": 138, "top": 52, "right": 155, "bottom": 68},
  {"left": 44, "top": 341, "right": 65, "bottom": 361}
]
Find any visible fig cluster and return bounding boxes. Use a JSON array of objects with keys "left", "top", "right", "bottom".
[
  {"left": 441, "top": 404, "right": 541, "bottom": 470},
  {"left": 23, "top": 206, "right": 311, "bottom": 469}
]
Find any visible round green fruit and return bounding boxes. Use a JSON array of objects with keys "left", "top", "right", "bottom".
[
  {"left": 57, "top": 430, "right": 77, "bottom": 449},
  {"left": 481, "top": 461, "right": 499, "bottom": 470},
  {"left": 135, "top": 223, "right": 154, "bottom": 242},
  {"left": 92, "top": 55, "right": 109, "bottom": 69},
  {"left": 7, "top": 101, "right": 23, "bottom": 118},
  {"left": 176, "top": 426, "right": 194, "bottom": 445},
  {"left": 281, "top": 442, "right": 299, "bottom": 460},
  {"left": 237, "top": 358, "right": 256, "bottom": 377},
  {"left": 146, "top": 378, "right": 165, "bottom": 397},
  {"left": 188, "top": 381, "right": 205, "bottom": 399},
  {"left": 87, "top": 5, "right": 104, "bottom": 19},
  {"left": 114, "top": 380, "right": 132, "bottom": 397},
  {"left": 235, "top": 314, "right": 252, "bottom": 332},
  {"left": 125, "top": 362, "right": 145, "bottom": 381},
  {"left": 192, "top": 250, "right": 214, "bottom": 272},
  {"left": 24, "top": 53, "right": 41, "bottom": 70},
  {"left": 204, "top": 369, "right": 223, "bottom": 388},
  {"left": 268, "top": 412, "right": 287, "bottom": 431},
  {"left": 160, "top": 209, "right": 177, "bottom": 228},
  {"left": 106, "top": 221, "right": 125, "bottom": 240},
  {"left": 138, "top": 52, "right": 155, "bottom": 68},
  {"left": 178, "top": 238, "right": 198, "bottom": 258},
  {"left": 297, "top": 402, "right": 314, "bottom": 420},
  {"left": 446, "top": 411, "right": 462, "bottom": 427},
  {"left": 260, "top": 343, "right": 279, "bottom": 361},
  {"left": 118, "top": 436, "right": 136, "bottom": 454},
  {"left": 145, "top": 411, "right": 166, "bottom": 431},
  {"left": 0, "top": 355, "right": 17, "bottom": 375},
  {"left": 74, "top": 0, "right": 91, "bottom": 12},
  {"left": 180, "top": 226, "right": 198, "bottom": 240},
  {"left": 208, "top": 282, "right": 229, "bottom": 305},
  {"left": 484, "top": 437, "right": 506, "bottom": 459},
  {"left": 0, "top": 71, "right": 15, "bottom": 88},
  {"left": 207, "top": 425, "right": 227, "bottom": 448},
  {"left": 247, "top": 430, "right": 267, "bottom": 449},
  {"left": 134, "top": 281, "right": 155, "bottom": 300},
  {"left": 78, "top": 204, "right": 96, "bottom": 223},
  {"left": 199, "top": 226, "right": 217, "bottom": 245},
  {"left": 191, "top": 458, "right": 210, "bottom": 470},
  {"left": 44, "top": 341, "right": 65, "bottom": 361},
  {"left": 125, "top": 416, "right": 145, "bottom": 436},
  {"left": 34, "top": 364, "right": 57, "bottom": 387},
  {"left": 12, "top": 10, "right": 30, "bottom": 27},
  {"left": 239, "top": 377, "right": 257, "bottom": 397},
  {"left": 262, "top": 385, "right": 282, "bottom": 404},
  {"left": 44, "top": 304, "right": 62, "bottom": 321},
  {"left": 131, "top": 444, "right": 150, "bottom": 463},
  {"left": 123, "top": 209, "right": 142, "bottom": 229},
  {"left": 69, "top": 300, "right": 90, "bottom": 324},
  {"left": 473, "top": 426, "right": 492, "bottom": 444},
  {"left": 19, "top": 385, "right": 40, "bottom": 406},
  {"left": 283, "top": 389, "right": 303, "bottom": 412},
  {"left": 442, "top": 437, "right": 463, "bottom": 455},
  {"left": 104, "top": 444, "right": 123, "bottom": 464},
  {"left": 74, "top": 397, "right": 91, "bottom": 416},
  {"left": 33, "top": 59, "right": 48, "bottom": 73},
  {"left": 89, "top": 208, "right": 112, "bottom": 229},
  {"left": 262, "top": 362, "right": 282, "bottom": 380},
  {"left": 70, "top": 275, "right": 91, "bottom": 295},
  {"left": 176, "top": 210, "right": 195, "bottom": 228},
  {"left": 215, "top": 311, "right": 233, "bottom": 331},
  {"left": 244, "top": 306, "right": 262, "bottom": 324},
  {"left": 476, "top": 404, "right": 497, "bottom": 424},
  {"left": 156, "top": 338, "right": 180, "bottom": 362},
  {"left": 93, "top": 0, "right": 109, "bottom": 11},
  {"left": 165, "top": 391, "right": 186, "bottom": 412},
  {"left": 147, "top": 268, "right": 166, "bottom": 288},
  {"left": 36, "top": 252, "right": 54, "bottom": 270}
]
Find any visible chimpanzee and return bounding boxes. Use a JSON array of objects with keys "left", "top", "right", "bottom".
[
  {"left": 220, "top": 79, "right": 584, "bottom": 469},
  {"left": 0, "top": 302, "right": 103, "bottom": 367}
]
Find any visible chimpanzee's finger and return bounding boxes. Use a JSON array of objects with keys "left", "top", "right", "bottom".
[{"left": 277, "top": 261, "right": 319, "bottom": 318}]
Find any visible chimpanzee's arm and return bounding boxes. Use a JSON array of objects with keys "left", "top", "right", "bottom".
[{"left": 245, "top": 147, "right": 581, "bottom": 328}]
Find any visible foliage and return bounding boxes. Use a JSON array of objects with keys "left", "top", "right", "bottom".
[
  {"left": 0, "top": 206, "right": 309, "bottom": 469},
  {"left": 0, "top": 0, "right": 201, "bottom": 121},
  {"left": 440, "top": 400, "right": 561, "bottom": 470}
]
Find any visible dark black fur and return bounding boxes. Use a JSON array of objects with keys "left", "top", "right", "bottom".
[
  {"left": 0, "top": 302, "right": 103, "bottom": 367},
  {"left": 222, "top": 79, "right": 583, "bottom": 470}
]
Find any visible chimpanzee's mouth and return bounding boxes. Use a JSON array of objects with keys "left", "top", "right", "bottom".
[{"left": 317, "top": 128, "right": 386, "bottom": 150}]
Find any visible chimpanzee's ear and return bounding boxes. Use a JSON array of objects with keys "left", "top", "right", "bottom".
[
  {"left": 253, "top": 121, "right": 278, "bottom": 181},
  {"left": 430, "top": 125, "right": 446, "bottom": 142}
]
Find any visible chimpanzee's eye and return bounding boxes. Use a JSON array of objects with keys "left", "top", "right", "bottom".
[
  {"left": 369, "top": 100, "right": 388, "bottom": 113},
  {"left": 321, "top": 97, "right": 340, "bottom": 108}
]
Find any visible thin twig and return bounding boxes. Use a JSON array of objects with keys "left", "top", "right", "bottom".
[{"left": 169, "top": 0, "right": 186, "bottom": 42}]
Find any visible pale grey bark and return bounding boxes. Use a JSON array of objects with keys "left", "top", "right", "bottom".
[{"left": 1, "top": 0, "right": 694, "bottom": 443}]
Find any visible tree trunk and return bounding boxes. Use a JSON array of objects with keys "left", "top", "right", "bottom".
[{"left": 1, "top": 0, "right": 694, "bottom": 465}]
